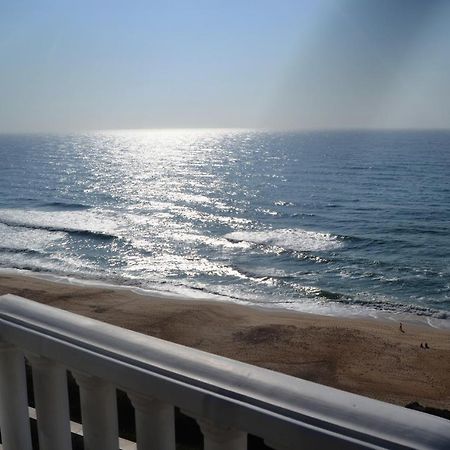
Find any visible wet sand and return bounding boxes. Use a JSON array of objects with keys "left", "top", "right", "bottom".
[{"left": 1, "top": 272, "right": 449, "bottom": 409}]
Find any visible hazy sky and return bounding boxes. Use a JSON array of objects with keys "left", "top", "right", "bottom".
[{"left": 1, "top": 0, "right": 449, "bottom": 132}]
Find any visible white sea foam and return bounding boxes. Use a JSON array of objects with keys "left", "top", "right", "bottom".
[
  {"left": 225, "top": 228, "right": 342, "bottom": 252},
  {"left": 0, "top": 223, "right": 65, "bottom": 251},
  {"left": 0, "top": 208, "right": 119, "bottom": 238}
]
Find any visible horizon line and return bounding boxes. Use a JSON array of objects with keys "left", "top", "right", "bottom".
[{"left": 1, "top": 126, "right": 450, "bottom": 135}]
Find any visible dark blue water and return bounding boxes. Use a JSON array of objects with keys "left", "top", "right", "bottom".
[{"left": 0, "top": 130, "right": 449, "bottom": 321}]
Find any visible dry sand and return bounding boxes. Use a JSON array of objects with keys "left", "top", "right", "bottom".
[{"left": 1, "top": 272, "right": 449, "bottom": 410}]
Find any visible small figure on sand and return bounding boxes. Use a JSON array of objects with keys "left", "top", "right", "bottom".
[
  {"left": 399, "top": 322, "right": 405, "bottom": 333},
  {"left": 420, "top": 342, "right": 424, "bottom": 349},
  {"left": 425, "top": 342, "right": 430, "bottom": 349}
]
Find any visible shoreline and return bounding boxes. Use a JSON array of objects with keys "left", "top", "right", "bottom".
[
  {"left": 2, "top": 268, "right": 449, "bottom": 329},
  {"left": 1, "top": 270, "right": 449, "bottom": 410}
]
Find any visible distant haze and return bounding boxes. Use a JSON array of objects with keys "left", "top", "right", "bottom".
[{"left": 1, "top": 0, "right": 450, "bottom": 132}]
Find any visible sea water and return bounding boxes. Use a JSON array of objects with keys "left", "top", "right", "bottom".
[{"left": 0, "top": 129, "right": 449, "bottom": 323}]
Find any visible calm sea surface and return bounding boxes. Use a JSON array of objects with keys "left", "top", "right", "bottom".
[{"left": 0, "top": 130, "right": 449, "bottom": 322}]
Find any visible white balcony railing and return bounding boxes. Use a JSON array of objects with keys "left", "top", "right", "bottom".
[{"left": 0, "top": 294, "right": 449, "bottom": 450}]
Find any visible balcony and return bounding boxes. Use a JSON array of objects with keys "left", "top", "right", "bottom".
[{"left": 0, "top": 294, "right": 448, "bottom": 449}]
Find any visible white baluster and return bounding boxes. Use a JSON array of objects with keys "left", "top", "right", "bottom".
[
  {"left": 128, "top": 392, "right": 175, "bottom": 450},
  {"left": 27, "top": 354, "right": 72, "bottom": 450},
  {"left": 73, "top": 371, "right": 119, "bottom": 450},
  {"left": 0, "top": 342, "right": 32, "bottom": 450},
  {"left": 196, "top": 417, "right": 247, "bottom": 450}
]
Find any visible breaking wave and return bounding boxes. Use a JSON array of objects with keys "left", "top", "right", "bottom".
[
  {"left": 0, "top": 209, "right": 118, "bottom": 241},
  {"left": 225, "top": 228, "right": 342, "bottom": 252}
]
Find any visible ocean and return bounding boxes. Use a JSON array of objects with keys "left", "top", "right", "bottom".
[{"left": 0, "top": 129, "right": 449, "bottom": 325}]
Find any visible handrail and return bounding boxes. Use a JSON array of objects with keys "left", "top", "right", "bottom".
[{"left": 0, "top": 294, "right": 449, "bottom": 449}]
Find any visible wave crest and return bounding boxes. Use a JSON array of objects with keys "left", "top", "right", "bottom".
[
  {"left": 225, "top": 228, "right": 342, "bottom": 252},
  {"left": 0, "top": 209, "right": 118, "bottom": 241}
]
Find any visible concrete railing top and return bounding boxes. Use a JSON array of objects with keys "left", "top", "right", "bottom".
[{"left": 0, "top": 294, "right": 449, "bottom": 450}]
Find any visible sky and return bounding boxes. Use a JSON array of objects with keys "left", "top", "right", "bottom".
[{"left": 1, "top": 0, "right": 450, "bottom": 132}]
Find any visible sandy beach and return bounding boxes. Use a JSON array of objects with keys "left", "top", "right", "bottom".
[{"left": 0, "top": 271, "right": 449, "bottom": 411}]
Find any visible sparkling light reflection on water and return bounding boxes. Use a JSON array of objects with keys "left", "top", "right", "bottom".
[{"left": 0, "top": 129, "right": 449, "bottom": 321}]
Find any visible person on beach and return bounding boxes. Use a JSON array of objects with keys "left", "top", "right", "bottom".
[{"left": 399, "top": 322, "right": 405, "bottom": 333}]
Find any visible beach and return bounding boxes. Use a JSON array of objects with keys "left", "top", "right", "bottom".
[{"left": 1, "top": 271, "right": 449, "bottom": 411}]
